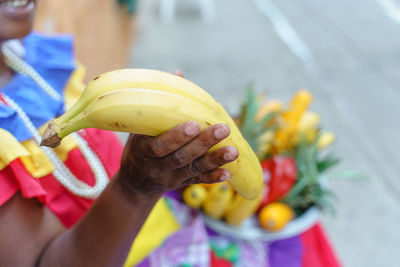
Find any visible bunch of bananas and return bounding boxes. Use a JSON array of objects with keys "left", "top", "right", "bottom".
[
  {"left": 183, "top": 183, "right": 294, "bottom": 230},
  {"left": 41, "top": 69, "right": 263, "bottom": 200},
  {"left": 183, "top": 182, "right": 264, "bottom": 226}
]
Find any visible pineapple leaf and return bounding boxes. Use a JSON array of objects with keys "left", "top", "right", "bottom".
[{"left": 317, "top": 153, "right": 340, "bottom": 173}]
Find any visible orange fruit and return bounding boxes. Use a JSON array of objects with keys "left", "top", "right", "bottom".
[{"left": 258, "top": 202, "right": 294, "bottom": 232}]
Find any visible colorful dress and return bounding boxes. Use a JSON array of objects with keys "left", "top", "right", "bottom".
[
  {"left": 0, "top": 32, "right": 179, "bottom": 267},
  {"left": 0, "top": 32, "right": 342, "bottom": 267}
]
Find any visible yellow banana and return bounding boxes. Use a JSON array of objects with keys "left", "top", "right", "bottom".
[
  {"left": 55, "top": 69, "right": 222, "bottom": 126},
  {"left": 202, "top": 182, "right": 234, "bottom": 219},
  {"left": 54, "top": 68, "right": 243, "bottom": 166},
  {"left": 42, "top": 88, "right": 263, "bottom": 199},
  {"left": 55, "top": 68, "right": 242, "bottom": 165},
  {"left": 224, "top": 186, "right": 264, "bottom": 226}
]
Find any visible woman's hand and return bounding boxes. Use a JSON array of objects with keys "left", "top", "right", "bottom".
[{"left": 117, "top": 121, "right": 239, "bottom": 199}]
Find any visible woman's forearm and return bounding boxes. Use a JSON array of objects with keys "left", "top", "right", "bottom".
[
  {"left": 38, "top": 176, "right": 161, "bottom": 267},
  {"left": 35, "top": 122, "right": 236, "bottom": 267}
]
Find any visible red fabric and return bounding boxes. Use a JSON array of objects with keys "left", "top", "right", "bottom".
[
  {"left": 210, "top": 251, "right": 233, "bottom": 267},
  {"left": 300, "top": 222, "right": 342, "bottom": 267},
  {"left": 0, "top": 159, "right": 47, "bottom": 205},
  {"left": 0, "top": 129, "right": 124, "bottom": 228}
]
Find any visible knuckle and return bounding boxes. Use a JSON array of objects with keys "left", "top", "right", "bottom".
[
  {"left": 170, "top": 150, "right": 187, "bottom": 165},
  {"left": 187, "top": 161, "right": 204, "bottom": 177},
  {"left": 149, "top": 139, "right": 167, "bottom": 157}
]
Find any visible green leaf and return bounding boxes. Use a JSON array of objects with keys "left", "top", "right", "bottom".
[
  {"left": 317, "top": 154, "right": 340, "bottom": 173},
  {"left": 238, "top": 85, "right": 279, "bottom": 155},
  {"left": 240, "top": 84, "right": 258, "bottom": 135},
  {"left": 284, "top": 174, "right": 318, "bottom": 201},
  {"left": 253, "top": 111, "right": 279, "bottom": 135}
]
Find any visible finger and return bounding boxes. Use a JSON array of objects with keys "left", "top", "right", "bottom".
[
  {"left": 174, "top": 145, "right": 238, "bottom": 181},
  {"left": 173, "top": 70, "right": 184, "bottom": 78},
  {"left": 133, "top": 121, "right": 200, "bottom": 158},
  {"left": 182, "top": 168, "right": 231, "bottom": 186},
  {"left": 157, "top": 123, "right": 231, "bottom": 170}
]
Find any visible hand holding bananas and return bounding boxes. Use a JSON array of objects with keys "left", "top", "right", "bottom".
[
  {"left": 41, "top": 69, "right": 263, "bottom": 199},
  {"left": 118, "top": 121, "right": 239, "bottom": 198}
]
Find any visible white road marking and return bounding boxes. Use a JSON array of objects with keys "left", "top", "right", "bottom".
[
  {"left": 377, "top": 0, "right": 400, "bottom": 24},
  {"left": 253, "top": 0, "right": 317, "bottom": 70}
]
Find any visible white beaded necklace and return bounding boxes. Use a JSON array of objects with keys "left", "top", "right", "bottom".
[{"left": 0, "top": 41, "right": 109, "bottom": 198}]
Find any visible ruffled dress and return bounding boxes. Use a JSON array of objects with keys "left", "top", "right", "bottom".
[
  {"left": 0, "top": 32, "right": 124, "bottom": 226},
  {"left": 0, "top": 33, "right": 179, "bottom": 267}
]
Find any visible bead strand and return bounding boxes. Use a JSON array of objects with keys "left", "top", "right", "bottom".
[
  {"left": 1, "top": 42, "right": 109, "bottom": 198},
  {"left": 1, "top": 45, "right": 61, "bottom": 101}
]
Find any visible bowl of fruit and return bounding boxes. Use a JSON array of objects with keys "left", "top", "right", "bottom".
[{"left": 181, "top": 88, "right": 338, "bottom": 241}]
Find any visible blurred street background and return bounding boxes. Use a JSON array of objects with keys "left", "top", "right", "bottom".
[
  {"left": 129, "top": 0, "right": 400, "bottom": 266},
  {"left": 34, "top": 0, "right": 400, "bottom": 266}
]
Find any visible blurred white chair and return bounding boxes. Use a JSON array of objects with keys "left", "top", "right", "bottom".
[{"left": 160, "top": 0, "right": 216, "bottom": 23}]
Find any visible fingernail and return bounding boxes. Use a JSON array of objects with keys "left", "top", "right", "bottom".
[
  {"left": 185, "top": 122, "right": 199, "bottom": 136},
  {"left": 214, "top": 124, "right": 229, "bottom": 139},
  {"left": 223, "top": 151, "right": 237, "bottom": 161}
]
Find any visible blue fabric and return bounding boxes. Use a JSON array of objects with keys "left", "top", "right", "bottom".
[{"left": 0, "top": 32, "right": 76, "bottom": 142}]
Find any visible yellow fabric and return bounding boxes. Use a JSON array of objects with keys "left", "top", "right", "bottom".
[
  {"left": 0, "top": 126, "right": 78, "bottom": 178},
  {"left": 123, "top": 198, "right": 181, "bottom": 267},
  {"left": 19, "top": 140, "right": 54, "bottom": 178},
  {"left": 0, "top": 135, "right": 80, "bottom": 178},
  {"left": 0, "top": 128, "right": 30, "bottom": 170},
  {"left": 65, "top": 62, "right": 86, "bottom": 109},
  {"left": 53, "top": 134, "right": 78, "bottom": 162}
]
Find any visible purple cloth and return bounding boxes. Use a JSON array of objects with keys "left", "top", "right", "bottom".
[
  {"left": 136, "top": 258, "right": 150, "bottom": 267},
  {"left": 268, "top": 236, "right": 303, "bottom": 267},
  {"left": 134, "top": 198, "right": 304, "bottom": 267},
  {"left": 137, "top": 212, "right": 210, "bottom": 267}
]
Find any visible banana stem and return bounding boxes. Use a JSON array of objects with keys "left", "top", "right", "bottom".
[
  {"left": 41, "top": 115, "right": 89, "bottom": 147},
  {"left": 40, "top": 121, "right": 62, "bottom": 147},
  {"left": 54, "top": 102, "right": 85, "bottom": 126}
]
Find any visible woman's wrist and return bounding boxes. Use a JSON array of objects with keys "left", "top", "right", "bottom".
[{"left": 113, "top": 171, "right": 164, "bottom": 205}]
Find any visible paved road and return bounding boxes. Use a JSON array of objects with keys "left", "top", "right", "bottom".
[{"left": 129, "top": 0, "right": 400, "bottom": 266}]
